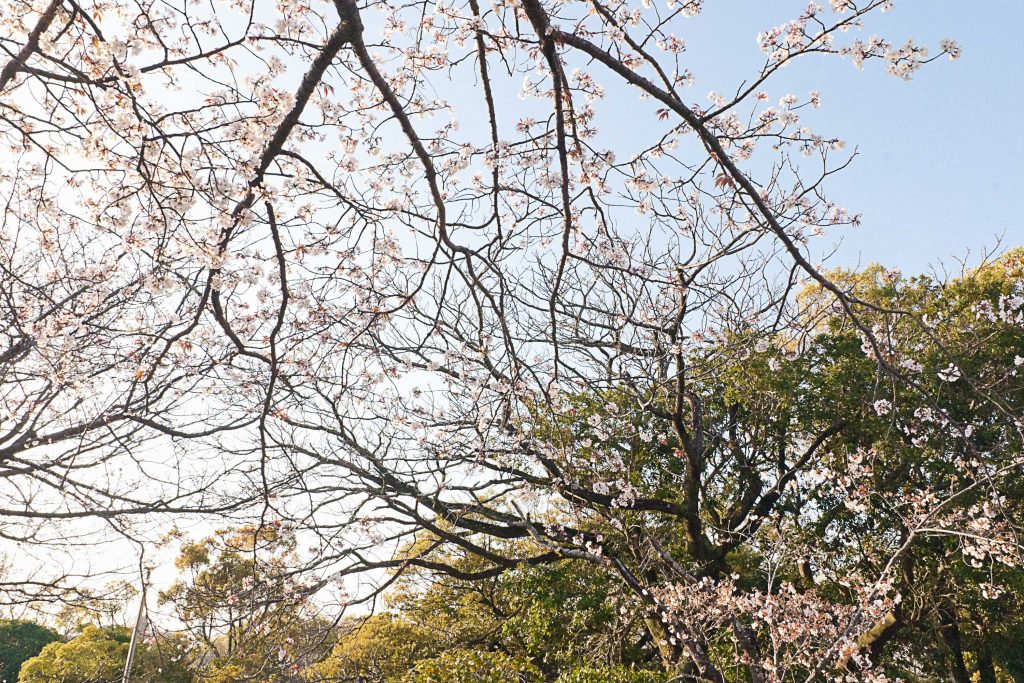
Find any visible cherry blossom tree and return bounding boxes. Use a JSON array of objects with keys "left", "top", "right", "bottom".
[{"left": 3, "top": 0, "right": 1020, "bottom": 679}]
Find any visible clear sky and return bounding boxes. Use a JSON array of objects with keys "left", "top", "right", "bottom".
[{"left": 663, "top": 1, "right": 1024, "bottom": 274}]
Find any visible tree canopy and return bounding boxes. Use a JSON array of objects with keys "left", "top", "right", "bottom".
[
  {"left": 17, "top": 625, "right": 191, "bottom": 683},
  {"left": 0, "top": 620, "right": 59, "bottom": 683}
]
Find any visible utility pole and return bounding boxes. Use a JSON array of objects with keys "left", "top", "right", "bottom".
[{"left": 122, "top": 568, "right": 151, "bottom": 683}]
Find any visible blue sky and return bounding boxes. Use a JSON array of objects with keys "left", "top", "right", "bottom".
[
  {"left": 673, "top": 2, "right": 1024, "bottom": 273},
  {"left": 207, "top": 1, "right": 1024, "bottom": 275}
]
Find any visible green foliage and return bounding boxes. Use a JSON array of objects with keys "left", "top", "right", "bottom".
[
  {"left": 743, "top": 255, "right": 1024, "bottom": 678},
  {"left": 17, "top": 625, "right": 191, "bottom": 683},
  {"left": 511, "top": 255, "right": 1024, "bottom": 679},
  {"left": 554, "top": 666, "right": 669, "bottom": 683},
  {"left": 308, "top": 614, "right": 438, "bottom": 683},
  {"left": 395, "top": 649, "right": 541, "bottom": 683},
  {"left": 0, "top": 620, "right": 59, "bottom": 683},
  {"left": 498, "top": 562, "right": 629, "bottom": 670},
  {"left": 312, "top": 548, "right": 663, "bottom": 682}
]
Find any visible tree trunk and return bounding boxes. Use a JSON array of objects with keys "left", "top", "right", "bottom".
[
  {"left": 643, "top": 615, "right": 681, "bottom": 672},
  {"left": 977, "top": 638, "right": 997, "bottom": 683},
  {"left": 937, "top": 607, "right": 971, "bottom": 683}
]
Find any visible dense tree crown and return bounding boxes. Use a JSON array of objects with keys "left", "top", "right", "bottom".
[
  {"left": 0, "top": 0, "right": 1019, "bottom": 681},
  {"left": 17, "top": 625, "right": 192, "bottom": 683},
  {"left": 0, "top": 621, "right": 59, "bottom": 683}
]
